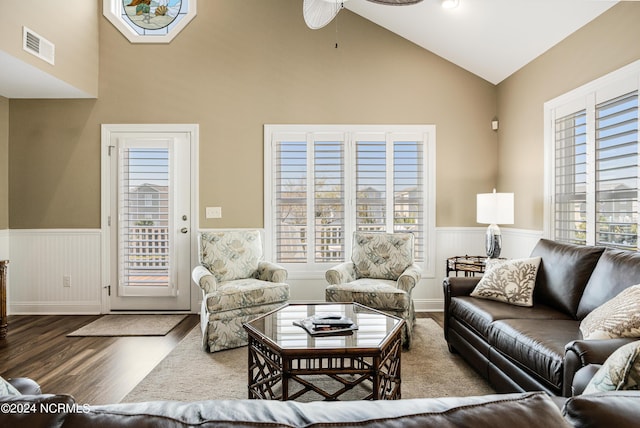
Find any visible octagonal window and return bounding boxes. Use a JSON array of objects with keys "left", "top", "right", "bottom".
[{"left": 104, "top": 0, "right": 196, "bottom": 43}]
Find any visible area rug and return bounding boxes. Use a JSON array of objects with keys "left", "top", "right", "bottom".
[
  {"left": 122, "top": 318, "right": 494, "bottom": 402},
  {"left": 67, "top": 314, "right": 188, "bottom": 337}
]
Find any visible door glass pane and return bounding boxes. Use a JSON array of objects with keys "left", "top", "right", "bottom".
[{"left": 119, "top": 148, "right": 171, "bottom": 288}]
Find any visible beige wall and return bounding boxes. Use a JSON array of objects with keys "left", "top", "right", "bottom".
[
  {"left": 497, "top": 2, "right": 640, "bottom": 231},
  {"left": 0, "top": 96, "right": 7, "bottom": 229},
  {"left": 9, "top": 0, "right": 497, "bottom": 229},
  {"left": 0, "top": 0, "right": 99, "bottom": 97}
]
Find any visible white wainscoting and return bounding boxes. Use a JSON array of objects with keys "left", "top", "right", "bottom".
[
  {"left": 0, "top": 229, "right": 9, "bottom": 260},
  {"left": 9, "top": 229, "right": 102, "bottom": 314},
  {"left": 6, "top": 227, "right": 543, "bottom": 315},
  {"left": 284, "top": 227, "right": 544, "bottom": 312}
]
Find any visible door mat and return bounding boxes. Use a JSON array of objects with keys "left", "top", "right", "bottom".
[{"left": 67, "top": 314, "right": 188, "bottom": 337}]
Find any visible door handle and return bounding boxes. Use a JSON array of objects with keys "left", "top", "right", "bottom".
[{"left": 180, "top": 227, "right": 188, "bottom": 234}]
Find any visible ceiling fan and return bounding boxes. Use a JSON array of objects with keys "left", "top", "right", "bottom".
[{"left": 303, "top": 0, "right": 424, "bottom": 30}]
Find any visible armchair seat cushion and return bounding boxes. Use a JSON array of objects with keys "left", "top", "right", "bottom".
[
  {"left": 205, "top": 279, "right": 289, "bottom": 313},
  {"left": 326, "top": 279, "right": 410, "bottom": 312}
]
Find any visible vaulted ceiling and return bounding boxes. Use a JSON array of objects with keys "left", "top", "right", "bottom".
[{"left": 345, "top": 0, "right": 618, "bottom": 84}]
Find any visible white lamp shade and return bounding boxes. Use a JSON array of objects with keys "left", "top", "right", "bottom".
[{"left": 476, "top": 191, "right": 514, "bottom": 225}]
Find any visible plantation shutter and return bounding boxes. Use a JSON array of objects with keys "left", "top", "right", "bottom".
[
  {"left": 118, "top": 146, "right": 172, "bottom": 289},
  {"left": 314, "top": 138, "right": 345, "bottom": 263},
  {"left": 275, "top": 138, "right": 308, "bottom": 263},
  {"left": 393, "top": 139, "right": 425, "bottom": 261},
  {"left": 355, "top": 134, "right": 425, "bottom": 262},
  {"left": 594, "top": 90, "right": 639, "bottom": 249},
  {"left": 554, "top": 110, "right": 588, "bottom": 245},
  {"left": 356, "top": 139, "right": 387, "bottom": 232}
]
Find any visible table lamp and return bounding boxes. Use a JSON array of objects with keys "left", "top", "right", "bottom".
[{"left": 476, "top": 189, "right": 514, "bottom": 258}]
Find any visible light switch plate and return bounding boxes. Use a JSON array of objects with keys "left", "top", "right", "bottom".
[{"left": 206, "top": 206, "right": 222, "bottom": 219}]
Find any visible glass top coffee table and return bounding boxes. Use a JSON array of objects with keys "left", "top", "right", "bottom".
[{"left": 242, "top": 302, "right": 404, "bottom": 401}]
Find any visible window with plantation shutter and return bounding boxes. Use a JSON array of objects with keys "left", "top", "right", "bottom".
[
  {"left": 595, "top": 91, "right": 639, "bottom": 249},
  {"left": 546, "top": 61, "right": 640, "bottom": 251},
  {"left": 265, "top": 125, "right": 435, "bottom": 277},
  {"left": 554, "top": 110, "right": 587, "bottom": 245}
]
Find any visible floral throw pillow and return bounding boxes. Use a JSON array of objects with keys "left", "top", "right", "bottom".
[
  {"left": 579, "top": 284, "right": 640, "bottom": 340},
  {"left": 470, "top": 257, "right": 541, "bottom": 307},
  {"left": 583, "top": 340, "right": 640, "bottom": 394}
]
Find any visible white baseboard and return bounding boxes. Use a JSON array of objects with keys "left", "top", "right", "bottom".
[{"left": 10, "top": 301, "right": 102, "bottom": 315}]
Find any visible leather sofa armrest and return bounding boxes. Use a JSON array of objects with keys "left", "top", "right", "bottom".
[
  {"left": 8, "top": 378, "right": 41, "bottom": 395},
  {"left": 562, "top": 338, "right": 636, "bottom": 396},
  {"left": 572, "top": 364, "right": 602, "bottom": 396},
  {"left": 444, "top": 276, "right": 482, "bottom": 297},
  {"left": 443, "top": 277, "right": 482, "bottom": 343},
  {"left": 256, "top": 261, "right": 288, "bottom": 283}
]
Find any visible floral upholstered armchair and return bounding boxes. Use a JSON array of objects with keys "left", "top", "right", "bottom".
[
  {"left": 192, "top": 230, "right": 290, "bottom": 352},
  {"left": 325, "top": 231, "right": 422, "bottom": 349}
]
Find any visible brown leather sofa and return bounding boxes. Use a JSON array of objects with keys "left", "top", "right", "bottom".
[
  {"left": 2, "top": 377, "right": 640, "bottom": 428},
  {"left": 443, "top": 238, "right": 640, "bottom": 397}
]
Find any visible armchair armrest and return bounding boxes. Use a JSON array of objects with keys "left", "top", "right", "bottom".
[
  {"left": 325, "top": 262, "right": 356, "bottom": 285},
  {"left": 256, "top": 261, "right": 288, "bottom": 283},
  {"left": 397, "top": 263, "right": 422, "bottom": 293},
  {"left": 562, "top": 338, "right": 637, "bottom": 396},
  {"left": 192, "top": 265, "right": 217, "bottom": 294}
]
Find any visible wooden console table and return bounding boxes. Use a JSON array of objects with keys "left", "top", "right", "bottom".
[{"left": 0, "top": 260, "right": 7, "bottom": 339}]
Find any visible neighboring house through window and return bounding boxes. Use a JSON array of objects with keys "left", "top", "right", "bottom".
[
  {"left": 264, "top": 125, "right": 436, "bottom": 278},
  {"left": 545, "top": 60, "right": 640, "bottom": 250}
]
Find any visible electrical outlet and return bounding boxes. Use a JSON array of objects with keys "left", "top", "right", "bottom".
[
  {"left": 206, "top": 206, "right": 222, "bottom": 219},
  {"left": 63, "top": 275, "right": 71, "bottom": 288}
]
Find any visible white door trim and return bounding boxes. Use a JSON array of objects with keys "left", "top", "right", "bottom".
[{"left": 100, "top": 124, "right": 199, "bottom": 313}]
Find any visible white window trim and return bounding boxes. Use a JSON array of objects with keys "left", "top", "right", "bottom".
[
  {"left": 544, "top": 59, "right": 640, "bottom": 243},
  {"left": 264, "top": 124, "right": 436, "bottom": 280}
]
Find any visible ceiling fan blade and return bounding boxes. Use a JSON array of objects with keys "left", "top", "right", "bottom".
[
  {"left": 303, "top": 0, "right": 343, "bottom": 30},
  {"left": 366, "top": 0, "right": 424, "bottom": 4}
]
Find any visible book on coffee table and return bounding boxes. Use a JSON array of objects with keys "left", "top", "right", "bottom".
[{"left": 293, "top": 313, "right": 358, "bottom": 336}]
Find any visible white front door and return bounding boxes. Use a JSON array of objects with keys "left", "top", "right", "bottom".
[{"left": 102, "top": 125, "right": 197, "bottom": 311}]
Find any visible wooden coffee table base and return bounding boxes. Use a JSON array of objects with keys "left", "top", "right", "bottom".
[{"left": 247, "top": 331, "right": 402, "bottom": 401}]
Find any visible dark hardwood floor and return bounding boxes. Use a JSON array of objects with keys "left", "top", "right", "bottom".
[{"left": 0, "top": 312, "right": 442, "bottom": 405}]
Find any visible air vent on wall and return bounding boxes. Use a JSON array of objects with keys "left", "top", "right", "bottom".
[{"left": 23, "top": 27, "right": 55, "bottom": 65}]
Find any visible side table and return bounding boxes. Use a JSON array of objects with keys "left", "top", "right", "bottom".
[
  {"left": 446, "top": 255, "right": 489, "bottom": 277},
  {"left": 0, "top": 260, "right": 7, "bottom": 339}
]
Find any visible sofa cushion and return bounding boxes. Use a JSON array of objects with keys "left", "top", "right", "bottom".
[
  {"left": 325, "top": 279, "right": 410, "bottom": 312},
  {"left": 63, "top": 393, "right": 568, "bottom": 428},
  {"left": 583, "top": 341, "right": 640, "bottom": 394},
  {"left": 577, "top": 248, "right": 640, "bottom": 319},
  {"left": 488, "top": 319, "right": 581, "bottom": 389},
  {"left": 580, "top": 284, "right": 640, "bottom": 340},
  {"left": 530, "top": 239, "right": 605, "bottom": 319},
  {"left": 450, "top": 296, "right": 572, "bottom": 339},
  {"left": 563, "top": 391, "right": 640, "bottom": 428},
  {"left": 351, "top": 232, "right": 414, "bottom": 280},
  {"left": 471, "top": 257, "right": 541, "bottom": 307},
  {"left": 204, "top": 279, "right": 289, "bottom": 313}
]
